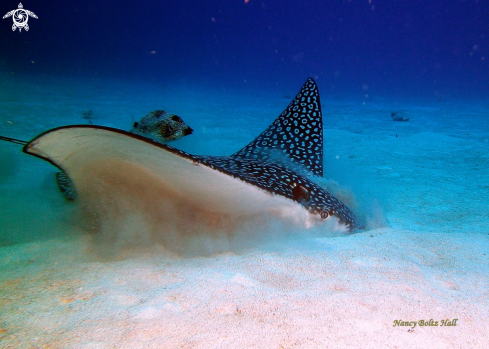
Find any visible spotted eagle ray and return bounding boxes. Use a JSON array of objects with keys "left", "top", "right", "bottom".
[{"left": 21, "top": 78, "right": 359, "bottom": 232}]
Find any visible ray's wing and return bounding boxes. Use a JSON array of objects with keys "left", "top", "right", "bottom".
[
  {"left": 231, "top": 78, "right": 324, "bottom": 177},
  {"left": 26, "top": 10, "right": 38, "bottom": 19},
  {"left": 23, "top": 125, "right": 303, "bottom": 217},
  {"left": 22, "top": 125, "right": 358, "bottom": 230},
  {"left": 193, "top": 155, "right": 358, "bottom": 229},
  {"left": 3, "top": 10, "right": 14, "bottom": 19}
]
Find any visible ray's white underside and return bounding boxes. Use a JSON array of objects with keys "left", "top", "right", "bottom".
[{"left": 25, "top": 126, "right": 345, "bottom": 230}]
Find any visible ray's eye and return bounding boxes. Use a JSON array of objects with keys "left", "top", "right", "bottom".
[
  {"left": 133, "top": 122, "right": 139, "bottom": 128},
  {"left": 164, "top": 125, "right": 174, "bottom": 136},
  {"left": 320, "top": 211, "right": 329, "bottom": 219},
  {"left": 171, "top": 115, "right": 182, "bottom": 122}
]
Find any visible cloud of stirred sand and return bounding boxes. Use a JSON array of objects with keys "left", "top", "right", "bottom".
[
  {"left": 73, "top": 163, "right": 386, "bottom": 260},
  {"left": 0, "top": 146, "right": 386, "bottom": 256}
]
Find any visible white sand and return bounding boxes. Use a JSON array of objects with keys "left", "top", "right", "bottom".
[{"left": 1, "top": 74, "right": 488, "bottom": 348}]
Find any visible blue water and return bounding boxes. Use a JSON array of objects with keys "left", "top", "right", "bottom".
[
  {"left": 1, "top": 2, "right": 489, "bottom": 347},
  {"left": 1, "top": 0, "right": 488, "bottom": 98}
]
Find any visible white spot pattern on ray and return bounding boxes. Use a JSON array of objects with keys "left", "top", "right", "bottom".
[{"left": 232, "top": 78, "right": 324, "bottom": 177}]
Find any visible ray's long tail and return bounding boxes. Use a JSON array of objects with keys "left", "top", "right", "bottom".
[{"left": 0, "top": 135, "right": 28, "bottom": 145}]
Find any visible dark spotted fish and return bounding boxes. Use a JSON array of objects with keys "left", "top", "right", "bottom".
[{"left": 130, "top": 110, "right": 193, "bottom": 143}]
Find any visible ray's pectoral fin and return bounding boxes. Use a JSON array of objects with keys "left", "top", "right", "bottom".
[
  {"left": 56, "top": 171, "right": 77, "bottom": 201},
  {"left": 54, "top": 110, "right": 193, "bottom": 202},
  {"left": 232, "top": 78, "right": 323, "bottom": 177}
]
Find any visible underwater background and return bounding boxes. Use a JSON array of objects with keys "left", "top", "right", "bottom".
[
  {"left": 2, "top": 0, "right": 488, "bottom": 97},
  {"left": 1, "top": 0, "right": 489, "bottom": 348}
]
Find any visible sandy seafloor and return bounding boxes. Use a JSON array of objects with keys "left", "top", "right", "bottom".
[{"left": 0, "top": 73, "right": 488, "bottom": 348}]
